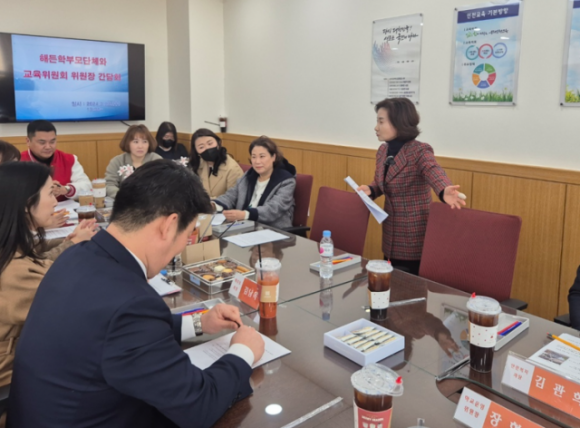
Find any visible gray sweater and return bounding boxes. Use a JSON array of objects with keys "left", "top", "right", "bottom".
[
  {"left": 105, "top": 152, "right": 162, "bottom": 197},
  {"left": 214, "top": 166, "right": 296, "bottom": 229}
]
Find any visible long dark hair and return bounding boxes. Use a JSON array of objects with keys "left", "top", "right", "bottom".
[
  {"left": 155, "top": 121, "right": 178, "bottom": 150},
  {"left": 189, "top": 128, "right": 229, "bottom": 176},
  {"left": 0, "top": 162, "right": 52, "bottom": 273}
]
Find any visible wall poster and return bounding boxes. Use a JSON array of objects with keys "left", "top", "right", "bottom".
[{"left": 561, "top": 1, "right": 580, "bottom": 106}]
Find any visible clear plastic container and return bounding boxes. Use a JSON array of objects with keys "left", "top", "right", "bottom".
[
  {"left": 319, "top": 230, "right": 334, "bottom": 279},
  {"left": 255, "top": 258, "right": 281, "bottom": 319},
  {"left": 366, "top": 260, "right": 393, "bottom": 321}
]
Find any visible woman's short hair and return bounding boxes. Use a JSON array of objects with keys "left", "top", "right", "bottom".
[
  {"left": 119, "top": 125, "right": 157, "bottom": 153},
  {"left": 374, "top": 97, "right": 420, "bottom": 142},
  {"left": 155, "top": 121, "right": 178, "bottom": 148},
  {"left": 188, "top": 128, "right": 229, "bottom": 176},
  {"left": 0, "top": 162, "right": 52, "bottom": 273},
  {"left": 249, "top": 136, "right": 284, "bottom": 168},
  {"left": 0, "top": 140, "right": 21, "bottom": 163}
]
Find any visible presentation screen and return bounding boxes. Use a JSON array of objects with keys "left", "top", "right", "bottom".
[{"left": 0, "top": 33, "right": 145, "bottom": 122}]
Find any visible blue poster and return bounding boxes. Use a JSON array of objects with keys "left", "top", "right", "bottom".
[
  {"left": 12, "top": 35, "right": 129, "bottom": 121},
  {"left": 563, "top": 1, "right": 580, "bottom": 105},
  {"left": 451, "top": 2, "right": 522, "bottom": 105}
]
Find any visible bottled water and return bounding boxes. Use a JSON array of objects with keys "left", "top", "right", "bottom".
[
  {"left": 166, "top": 254, "right": 183, "bottom": 277},
  {"left": 319, "top": 230, "right": 334, "bottom": 279}
]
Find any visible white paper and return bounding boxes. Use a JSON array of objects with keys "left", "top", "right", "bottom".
[
  {"left": 185, "top": 332, "right": 291, "bottom": 370},
  {"left": 211, "top": 214, "right": 226, "bottom": 226},
  {"left": 528, "top": 333, "right": 580, "bottom": 383},
  {"left": 148, "top": 274, "right": 181, "bottom": 296},
  {"left": 344, "top": 176, "right": 388, "bottom": 224},
  {"left": 55, "top": 200, "right": 79, "bottom": 221},
  {"left": 44, "top": 225, "right": 76, "bottom": 240},
  {"left": 223, "top": 229, "right": 288, "bottom": 248}
]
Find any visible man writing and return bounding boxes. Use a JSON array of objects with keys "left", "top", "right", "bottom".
[
  {"left": 9, "top": 160, "right": 264, "bottom": 428},
  {"left": 21, "top": 120, "right": 92, "bottom": 202}
]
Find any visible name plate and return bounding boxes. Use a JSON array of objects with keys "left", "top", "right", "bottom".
[
  {"left": 229, "top": 273, "right": 259, "bottom": 309},
  {"left": 502, "top": 354, "right": 580, "bottom": 420},
  {"left": 454, "top": 387, "right": 543, "bottom": 428}
]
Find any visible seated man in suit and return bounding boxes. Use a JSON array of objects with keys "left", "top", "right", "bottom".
[
  {"left": 20, "top": 120, "right": 92, "bottom": 201},
  {"left": 569, "top": 265, "right": 580, "bottom": 330},
  {"left": 8, "top": 160, "right": 264, "bottom": 428}
]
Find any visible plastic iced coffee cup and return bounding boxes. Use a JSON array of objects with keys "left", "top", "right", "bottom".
[
  {"left": 92, "top": 179, "right": 106, "bottom": 208},
  {"left": 351, "top": 363, "right": 403, "bottom": 427},
  {"left": 255, "top": 258, "right": 281, "bottom": 319},
  {"left": 78, "top": 190, "right": 94, "bottom": 206},
  {"left": 466, "top": 294, "right": 502, "bottom": 373},
  {"left": 366, "top": 260, "right": 393, "bottom": 321},
  {"left": 76, "top": 205, "right": 96, "bottom": 220}
]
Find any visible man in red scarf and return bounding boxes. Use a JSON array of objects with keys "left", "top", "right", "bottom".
[{"left": 20, "top": 120, "right": 92, "bottom": 201}]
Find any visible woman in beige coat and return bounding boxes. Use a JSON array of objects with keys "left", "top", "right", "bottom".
[
  {"left": 0, "top": 163, "right": 97, "bottom": 397},
  {"left": 189, "top": 128, "right": 243, "bottom": 198}
]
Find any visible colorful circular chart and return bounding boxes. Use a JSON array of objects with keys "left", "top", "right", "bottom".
[
  {"left": 466, "top": 45, "right": 479, "bottom": 60},
  {"left": 478, "top": 44, "right": 493, "bottom": 59},
  {"left": 493, "top": 43, "right": 508, "bottom": 59},
  {"left": 472, "top": 63, "right": 497, "bottom": 89}
]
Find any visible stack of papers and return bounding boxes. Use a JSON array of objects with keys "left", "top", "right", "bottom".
[
  {"left": 44, "top": 225, "right": 76, "bottom": 240},
  {"left": 185, "top": 332, "right": 291, "bottom": 369},
  {"left": 528, "top": 333, "right": 580, "bottom": 383},
  {"left": 148, "top": 274, "right": 181, "bottom": 296},
  {"left": 344, "top": 176, "right": 388, "bottom": 224},
  {"left": 55, "top": 200, "right": 80, "bottom": 221},
  {"left": 223, "top": 229, "right": 288, "bottom": 247}
]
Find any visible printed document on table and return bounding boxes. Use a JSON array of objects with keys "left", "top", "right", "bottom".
[
  {"left": 44, "top": 225, "right": 76, "bottom": 240},
  {"left": 185, "top": 332, "right": 291, "bottom": 370},
  {"left": 528, "top": 334, "right": 580, "bottom": 383},
  {"left": 223, "top": 229, "right": 288, "bottom": 248},
  {"left": 55, "top": 199, "right": 79, "bottom": 221},
  {"left": 344, "top": 176, "right": 388, "bottom": 224},
  {"left": 148, "top": 274, "right": 181, "bottom": 296}
]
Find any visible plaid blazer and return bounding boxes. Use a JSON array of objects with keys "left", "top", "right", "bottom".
[{"left": 369, "top": 140, "right": 451, "bottom": 260}]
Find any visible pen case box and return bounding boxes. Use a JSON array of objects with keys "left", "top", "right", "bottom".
[
  {"left": 323, "top": 318, "right": 404, "bottom": 366},
  {"left": 495, "top": 313, "right": 529, "bottom": 351},
  {"left": 170, "top": 298, "right": 225, "bottom": 315},
  {"left": 181, "top": 257, "right": 255, "bottom": 295},
  {"left": 310, "top": 254, "right": 362, "bottom": 272}
]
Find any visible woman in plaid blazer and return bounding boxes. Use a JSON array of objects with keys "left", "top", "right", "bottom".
[{"left": 359, "top": 98, "right": 465, "bottom": 275}]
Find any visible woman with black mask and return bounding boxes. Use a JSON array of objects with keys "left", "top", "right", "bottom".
[
  {"left": 189, "top": 128, "right": 243, "bottom": 198},
  {"left": 154, "top": 121, "right": 189, "bottom": 161}
]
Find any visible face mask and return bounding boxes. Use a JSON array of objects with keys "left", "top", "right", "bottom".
[
  {"left": 162, "top": 139, "right": 175, "bottom": 148},
  {"left": 200, "top": 147, "right": 220, "bottom": 162}
]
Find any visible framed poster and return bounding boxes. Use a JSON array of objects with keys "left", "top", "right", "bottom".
[
  {"left": 561, "top": 0, "right": 580, "bottom": 106},
  {"left": 371, "top": 14, "right": 423, "bottom": 104},
  {"left": 450, "top": 1, "right": 523, "bottom": 105}
]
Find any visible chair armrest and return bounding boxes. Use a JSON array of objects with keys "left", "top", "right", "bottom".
[
  {"left": 554, "top": 313, "right": 571, "bottom": 327},
  {"left": 501, "top": 298, "right": 528, "bottom": 311},
  {"left": 282, "top": 226, "right": 310, "bottom": 238}
]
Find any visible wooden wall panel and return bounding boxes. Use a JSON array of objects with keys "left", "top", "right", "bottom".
[
  {"left": 280, "top": 147, "right": 303, "bottom": 174},
  {"left": 236, "top": 141, "right": 251, "bottom": 165},
  {"left": 472, "top": 173, "right": 566, "bottom": 320},
  {"left": 96, "top": 140, "right": 123, "bottom": 178},
  {"left": 302, "top": 152, "right": 348, "bottom": 228},
  {"left": 57, "top": 141, "right": 98, "bottom": 180},
  {"left": 430, "top": 169, "right": 474, "bottom": 209},
  {"left": 559, "top": 185, "right": 580, "bottom": 316}
]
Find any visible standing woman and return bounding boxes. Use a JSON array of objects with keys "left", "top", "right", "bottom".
[
  {"left": 105, "top": 125, "right": 162, "bottom": 197},
  {"left": 358, "top": 98, "right": 465, "bottom": 275},
  {"left": 154, "top": 121, "right": 189, "bottom": 161},
  {"left": 189, "top": 128, "right": 243, "bottom": 198},
  {"left": 0, "top": 162, "right": 96, "bottom": 393}
]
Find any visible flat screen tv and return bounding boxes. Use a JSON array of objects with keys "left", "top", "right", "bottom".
[{"left": 0, "top": 32, "right": 145, "bottom": 123}]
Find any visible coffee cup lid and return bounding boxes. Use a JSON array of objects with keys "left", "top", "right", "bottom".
[
  {"left": 255, "top": 257, "right": 281, "bottom": 271},
  {"left": 351, "top": 363, "right": 403, "bottom": 396},
  {"left": 466, "top": 294, "right": 502, "bottom": 315},
  {"left": 366, "top": 260, "right": 393, "bottom": 274}
]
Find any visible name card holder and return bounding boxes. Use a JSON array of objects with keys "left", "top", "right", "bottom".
[
  {"left": 454, "top": 387, "right": 543, "bottom": 428},
  {"left": 229, "top": 273, "right": 260, "bottom": 310},
  {"left": 501, "top": 352, "right": 580, "bottom": 422}
]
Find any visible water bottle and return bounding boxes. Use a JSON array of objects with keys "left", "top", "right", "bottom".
[
  {"left": 319, "top": 230, "right": 334, "bottom": 279},
  {"left": 166, "top": 254, "right": 183, "bottom": 277}
]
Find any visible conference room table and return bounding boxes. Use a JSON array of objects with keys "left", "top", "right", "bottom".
[{"left": 162, "top": 224, "right": 580, "bottom": 428}]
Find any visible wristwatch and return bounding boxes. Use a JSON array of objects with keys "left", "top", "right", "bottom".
[
  {"left": 64, "top": 185, "right": 71, "bottom": 194},
  {"left": 192, "top": 313, "right": 203, "bottom": 337}
]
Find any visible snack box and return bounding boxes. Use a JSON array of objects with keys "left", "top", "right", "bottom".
[
  {"left": 181, "top": 257, "right": 255, "bottom": 294},
  {"left": 170, "top": 298, "right": 225, "bottom": 315},
  {"left": 323, "top": 318, "right": 405, "bottom": 366}
]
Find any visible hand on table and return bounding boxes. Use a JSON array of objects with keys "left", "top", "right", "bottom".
[
  {"left": 48, "top": 209, "right": 69, "bottom": 229},
  {"left": 201, "top": 303, "right": 243, "bottom": 334},
  {"left": 443, "top": 185, "right": 467, "bottom": 209},
  {"left": 67, "top": 219, "right": 98, "bottom": 244},
  {"left": 223, "top": 210, "right": 246, "bottom": 222},
  {"left": 231, "top": 325, "right": 265, "bottom": 365},
  {"left": 357, "top": 185, "right": 371, "bottom": 196}
]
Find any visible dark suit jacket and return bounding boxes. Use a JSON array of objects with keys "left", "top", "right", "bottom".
[
  {"left": 8, "top": 231, "right": 252, "bottom": 428},
  {"left": 369, "top": 140, "right": 451, "bottom": 260},
  {"left": 569, "top": 265, "right": 580, "bottom": 330}
]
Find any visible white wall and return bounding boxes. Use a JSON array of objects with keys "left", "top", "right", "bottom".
[
  {"left": 0, "top": 0, "right": 170, "bottom": 137},
  {"left": 224, "top": 0, "right": 580, "bottom": 171},
  {"left": 188, "top": 0, "right": 225, "bottom": 133}
]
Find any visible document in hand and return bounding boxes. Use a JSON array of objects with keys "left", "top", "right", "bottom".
[
  {"left": 185, "top": 332, "right": 291, "bottom": 370},
  {"left": 344, "top": 176, "right": 388, "bottom": 224},
  {"left": 44, "top": 225, "right": 77, "bottom": 240}
]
